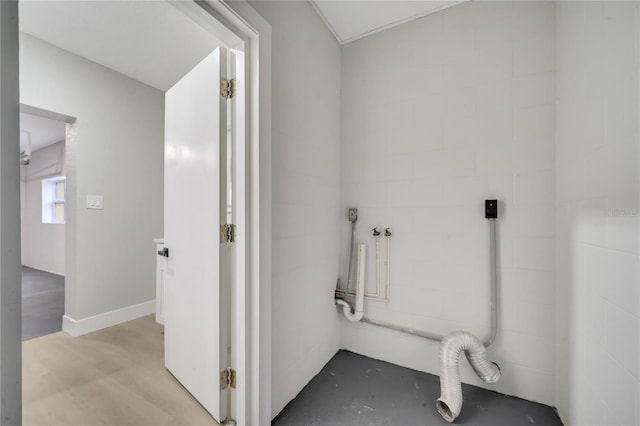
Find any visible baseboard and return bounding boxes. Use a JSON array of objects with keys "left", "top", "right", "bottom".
[
  {"left": 22, "top": 264, "right": 65, "bottom": 277},
  {"left": 62, "top": 300, "right": 155, "bottom": 337}
]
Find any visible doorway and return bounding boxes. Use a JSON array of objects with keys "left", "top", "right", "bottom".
[
  {"left": 19, "top": 107, "right": 72, "bottom": 341},
  {"left": 1, "top": 1, "right": 270, "bottom": 424},
  {"left": 16, "top": 0, "right": 257, "bottom": 424}
]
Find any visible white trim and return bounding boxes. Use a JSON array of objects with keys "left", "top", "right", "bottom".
[
  {"left": 308, "top": 0, "right": 342, "bottom": 44},
  {"left": 215, "top": 3, "right": 271, "bottom": 425},
  {"left": 309, "top": 0, "right": 467, "bottom": 45},
  {"left": 192, "top": 2, "right": 271, "bottom": 425},
  {"left": 62, "top": 300, "right": 155, "bottom": 337}
]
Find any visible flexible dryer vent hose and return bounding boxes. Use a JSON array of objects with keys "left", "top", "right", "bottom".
[{"left": 436, "top": 330, "right": 501, "bottom": 423}]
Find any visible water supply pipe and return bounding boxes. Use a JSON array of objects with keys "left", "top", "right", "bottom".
[
  {"left": 374, "top": 228, "right": 381, "bottom": 298},
  {"left": 336, "top": 225, "right": 390, "bottom": 302},
  {"left": 384, "top": 228, "right": 391, "bottom": 300}
]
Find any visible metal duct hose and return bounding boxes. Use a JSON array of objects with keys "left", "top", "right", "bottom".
[{"left": 436, "top": 330, "right": 501, "bottom": 423}]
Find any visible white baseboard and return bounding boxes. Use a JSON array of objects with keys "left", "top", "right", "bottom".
[{"left": 62, "top": 300, "right": 155, "bottom": 337}]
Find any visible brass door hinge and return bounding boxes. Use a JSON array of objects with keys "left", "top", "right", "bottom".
[
  {"left": 220, "top": 224, "right": 236, "bottom": 243},
  {"left": 220, "top": 368, "right": 237, "bottom": 390},
  {"left": 221, "top": 78, "right": 236, "bottom": 99}
]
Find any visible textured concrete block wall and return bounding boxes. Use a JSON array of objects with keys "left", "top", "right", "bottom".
[
  {"left": 555, "top": 2, "right": 640, "bottom": 425},
  {"left": 340, "top": 1, "right": 557, "bottom": 405}
]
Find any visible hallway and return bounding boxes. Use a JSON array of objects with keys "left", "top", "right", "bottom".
[{"left": 22, "top": 266, "right": 64, "bottom": 341}]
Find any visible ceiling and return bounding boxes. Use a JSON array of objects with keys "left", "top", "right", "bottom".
[
  {"left": 20, "top": 113, "right": 66, "bottom": 153},
  {"left": 310, "top": 0, "right": 466, "bottom": 44},
  {"left": 19, "top": 0, "right": 222, "bottom": 91},
  {"left": 17, "top": 0, "right": 465, "bottom": 90}
]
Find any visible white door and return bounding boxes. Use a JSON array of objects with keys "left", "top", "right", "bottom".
[{"left": 163, "top": 47, "right": 229, "bottom": 422}]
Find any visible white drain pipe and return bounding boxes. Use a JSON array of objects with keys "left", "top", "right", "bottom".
[
  {"left": 436, "top": 331, "right": 501, "bottom": 423},
  {"left": 336, "top": 244, "right": 366, "bottom": 322}
]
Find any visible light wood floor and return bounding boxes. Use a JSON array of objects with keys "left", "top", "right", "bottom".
[{"left": 23, "top": 315, "right": 219, "bottom": 426}]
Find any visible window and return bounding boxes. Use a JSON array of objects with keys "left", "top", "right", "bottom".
[{"left": 42, "top": 176, "right": 66, "bottom": 223}]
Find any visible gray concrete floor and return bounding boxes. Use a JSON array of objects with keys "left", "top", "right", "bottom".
[
  {"left": 22, "top": 266, "right": 65, "bottom": 341},
  {"left": 274, "top": 350, "right": 563, "bottom": 426}
]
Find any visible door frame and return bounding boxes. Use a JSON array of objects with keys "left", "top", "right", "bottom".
[
  {"left": 0, "top": 1, "right": 272, "bottom": 425},
  {"left": 199, "top": 2, "right": 272, "bottom": 424}
]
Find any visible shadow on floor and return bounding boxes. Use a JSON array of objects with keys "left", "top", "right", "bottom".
[
  {"left": 22, "top": 266, "right": 65, "bottom": 341},
  {"left": 274, "top": 350, "right": 563, "bottom": 426}
]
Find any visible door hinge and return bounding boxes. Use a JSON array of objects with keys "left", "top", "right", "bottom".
[
  {"left": 220, "top": 224, "right": 236, "bottom": 244},
  {"left": 220, "top": 368, "right": 237, "bottom": 390},
  {"left": 221, "top": 78, "right": 236, "bottom": 99}
]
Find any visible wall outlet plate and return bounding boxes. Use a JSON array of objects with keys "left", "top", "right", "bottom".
[
  {"left": 348, "top": 208, "right": 358, "bottom": 222},
  {"left": 86, "top": 195, "right": 104, "bottom": 210}
]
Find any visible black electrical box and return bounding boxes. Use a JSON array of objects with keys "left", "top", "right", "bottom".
[{"left": 485, "top": 200, "right": 498, "bottom": 219}]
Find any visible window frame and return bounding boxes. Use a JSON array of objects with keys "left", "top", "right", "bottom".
[{"left": 42, "top": 175, "right": 66, "bottom": 224}]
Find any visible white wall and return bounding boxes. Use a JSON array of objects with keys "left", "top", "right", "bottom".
[
  {"left": 555, "top": 2, "right": 640, "bottom": 425},
  {"left": 21, "top": 141, "right": 66, "bottom": 275},
  {"left": 19, "top": 34, "right": 164, "bottom": 324},
  {"left": 248, "top": 1, "right": 342, "bottom": 418},
  {"left": 340, "top": 1, "right": 557, "bottom": 405}
]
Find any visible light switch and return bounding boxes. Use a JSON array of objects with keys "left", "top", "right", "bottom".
[{"left": 86, "top": 195, "right": 104, "bottom": 210}]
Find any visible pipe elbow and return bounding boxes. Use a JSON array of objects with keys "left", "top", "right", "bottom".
[
  {"left": 336, "top": 299, "right": 363, "bottom": 322},
  {"left": 348, "top": 310, "right": 364, "bottom": 322}
]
